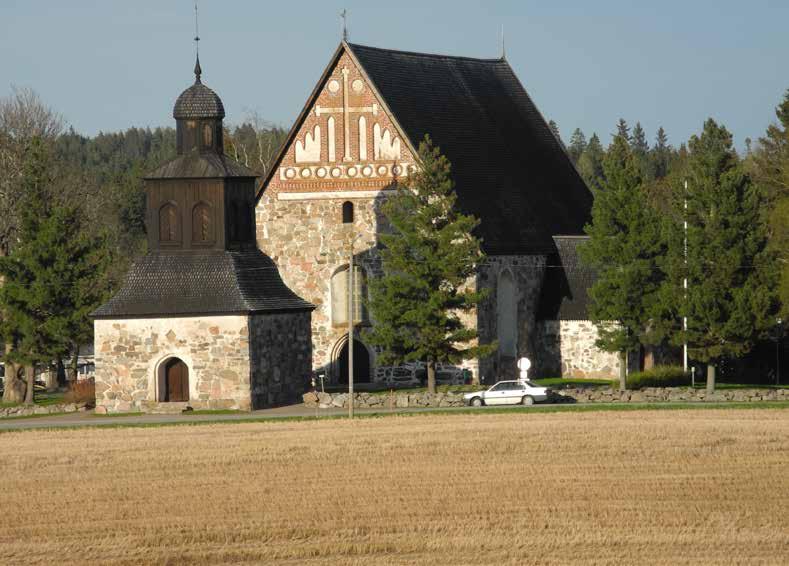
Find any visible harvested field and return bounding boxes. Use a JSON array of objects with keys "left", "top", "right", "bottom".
[{"left": 0, "top": 409, "right": 787, "bottom": 565}]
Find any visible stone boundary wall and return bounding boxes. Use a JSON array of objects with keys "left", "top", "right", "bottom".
[
  {"left": 303, "top": 387, "right": 789, "bottom": 409},
  {"left": 0, "top": 401, "right": 92, "bottom": 418}
]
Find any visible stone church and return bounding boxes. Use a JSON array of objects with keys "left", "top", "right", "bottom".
[
  {"left": 92, "top": 57, "right": 314, "bottom": 413},
  {"left": 257, "top": 41, "right": 621, "bottom": 384}
]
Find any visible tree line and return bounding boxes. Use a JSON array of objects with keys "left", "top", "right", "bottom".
[
  {"left": 0, "top": 88, "right": 285, "bottom": 403},
  {"left": 556, "top": 92, "right": 789, "bottom": 391}
]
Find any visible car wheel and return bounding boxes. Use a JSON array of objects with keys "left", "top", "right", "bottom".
[
  {"left": 471, "top": 397, "right": 483, "bottom": 407},
  {"left": 521, "top": 395, "right": 534, "bottom": 406}
]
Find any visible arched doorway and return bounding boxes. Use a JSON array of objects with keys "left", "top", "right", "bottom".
[
  {"left": 163, "top": 358, "right": 189, "bottom": 402},
  {"left": 336, "top": 339, "right": 371, "bottom": 384}
]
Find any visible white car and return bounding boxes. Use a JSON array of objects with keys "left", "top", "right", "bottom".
[{"left": 463, "top": 380, "right": 551, "bottom": 406}]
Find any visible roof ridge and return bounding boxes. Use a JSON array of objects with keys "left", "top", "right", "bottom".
[{"left": 347, "top": 42, "right": 505, "bottom": 64}]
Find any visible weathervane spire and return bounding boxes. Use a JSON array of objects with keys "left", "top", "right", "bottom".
[
  {"left": 501, "top": 24, "right": 506, "bottom": 59},
  {"left": 341, "top": 9, "right": 348, "bottom": 42},
  {"left": 193, "top": 0, "right": 202, "bottom": 83}
]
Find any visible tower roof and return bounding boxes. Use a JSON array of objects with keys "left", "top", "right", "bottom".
[{"left": 173, "top": 57, "right": 225, "bottom": 120}]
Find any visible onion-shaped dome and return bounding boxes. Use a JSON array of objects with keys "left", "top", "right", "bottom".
[{"left": 172, "top": 56, "right": 225, "bottom": 120}]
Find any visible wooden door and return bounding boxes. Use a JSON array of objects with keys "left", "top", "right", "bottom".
[{"left": 165, "top": 358, "right": 189, "bottom": 402}]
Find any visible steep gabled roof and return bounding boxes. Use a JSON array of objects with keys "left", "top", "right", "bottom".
[
  {"left": 537, "top": 236, "right": 595, "bottom": 321},
  {"left": 348, "top": 43, "right": 592, "bottom": 254},
  {"left": 92, "top": 250, "right": 314, "bottom": 318},
  {"left": 259, "top": 42, "right": 593, "bottom": 255}
]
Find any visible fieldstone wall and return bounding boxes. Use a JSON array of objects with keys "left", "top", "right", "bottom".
[
  {"left": 257, "top": 190, "right": 386, "bottom": 380},
  {"left": 94, "top": 315, "right": 252, "bottom": 413},
  {"left": 249, "top": 311, "right": 313, "bottom": 408},
  {"left": 303, "top": 387, "right": 789, "bottom": 409},
  {"left": 0, "top": 401, "right": 91, "bottom": 418},
  {"left": 476, "top": 255, "right": 547, "bottom": 383},
  {"left": 535, "top": 320, "right": 622, "bottom": 378},
  {"left": 555, "top": 387, "right": 789, "bottom": 403}
]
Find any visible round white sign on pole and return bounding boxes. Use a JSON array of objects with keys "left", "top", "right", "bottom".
[{"left": 517, "top": 357, "right": 531, "bottom": 371}]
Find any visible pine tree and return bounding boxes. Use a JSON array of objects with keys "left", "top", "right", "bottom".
[
  {"left": 365, "top": 136, "right": 494, "bottom": 393},
  {"left": 577, "top": 133, "right": 605, "bottom": 192},
  {"left": 580, "top": 134, "right": 665, "bottom": 390},
  {"left": 568, "top": 128, "right": 587, "bottom": 164},
  {"left": 663, "top": 119, "right": 778, "bottom": 392},
  {"left": 751, "top": 89, "right": 789, "bottom": 321},
  {"left": 0, "top": 138, "right": 113, "bottom": 403}
]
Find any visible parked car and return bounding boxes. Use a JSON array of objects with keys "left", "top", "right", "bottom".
[
  {"left": 378, "top": 366, "right": 421, "bottom": 388},
  {"left": 463, "top": 380, "right": 551, "bottom": 406}
]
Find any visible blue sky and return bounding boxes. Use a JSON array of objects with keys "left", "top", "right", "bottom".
[{"left": 1, "top": 0, "right": 787, "bottom": 150}]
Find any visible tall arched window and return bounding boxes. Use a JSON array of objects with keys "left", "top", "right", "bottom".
[
  {"left": 202, "top": 123, "right": 213, "bottom": 149},
  {"left": 159, "top": 203, "right": 180, "bottom": 243},
  {"left": 331, "top": 265, "right": 367, "bottom": 326},
  {"left": 191, "top": 202, "right": 213, "bottom": 243},
  {"left": 497, "top": 269, "right": 517, "bottom": 357},
  {"left": 342, "top": 201, "right": 354, "bottom": 224}
]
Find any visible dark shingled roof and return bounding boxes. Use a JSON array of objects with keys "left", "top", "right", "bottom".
[
  {"left": 92, "top": 250, "right": 314, "bottom": 318},
  {"left": 347, "top": 43, "right": 593, "bottom": 255},
  {"left": 146, "top": 151, "right": 258, "bottom": 179},
  {"left": 537, "top": 236, "right": 595, "bottom": 321},
  {"left": 173, "top": 81, "right": 225, "bottom": 120}
]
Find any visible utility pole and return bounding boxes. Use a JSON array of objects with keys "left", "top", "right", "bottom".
[
  {"left": 347, "top": 233, "right": 361, "bottom": 418},
  {"left": 683, "top": 179, "right": 689, "bottom": 374}
]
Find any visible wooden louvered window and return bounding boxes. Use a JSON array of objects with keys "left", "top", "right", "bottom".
[
  {"left": 192, "top": 202, "right": 213, "bottom": 243},
  {"left": 202, "top": 123, "right": 213, "bottom": 149},
  {"left": 159, "top": 203, "right": 180, "bottom": 243}
]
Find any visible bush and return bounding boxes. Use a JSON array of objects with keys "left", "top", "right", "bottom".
[
  {"left": 627, "top": 366, "right": 690, "bottom": 389},
  {"left": 63, "top": 378, "right": 95, "bottom": 406}
]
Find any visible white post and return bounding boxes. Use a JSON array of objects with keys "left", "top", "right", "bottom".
[
  {"left": 348, "top": 238, "right": 355, "bottom": 419},
  {"left": 683, "top": 179, "right": 689, "bottom": 373}
]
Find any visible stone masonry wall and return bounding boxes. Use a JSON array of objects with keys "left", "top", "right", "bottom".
[
  {"left": 249, "top": 311, "right": 313, "bottom": 408},
  {"left": 535, "top": 320, "right": 621, "bottom": 378},
  {"left": 94, "top": 315, "right": 251, "bottom": 413},
  {"left": 476, "top": 255, "right": 547, "bottom": 384},
  {"left": 257, "top": 191, "right": 386, "bottom": 380}
]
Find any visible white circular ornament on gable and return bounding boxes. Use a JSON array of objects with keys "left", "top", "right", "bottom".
[
  {"left": 377, "top": 165, "right": 388, "bottom": 176},
  {"left": 285, "top": 168, "right": 296, "bottom": 179},
  {"left": 392, "top": 165, "right": 402, "bottom": 175},
  {"left": 362, "top": 165, "right": 373, "bottom": 177},
  {"left": 347, "top": 167, "right": 358, "bottom": 177},
  {"left": 316, "top": 167, "right": 327, "bottom": 178},
  {"left": 517, "top": 357, "right": 532, "bottom": 371},
  {"left": 352, "top": 79, "right": 364, "bottom": 93},
  {"left": 300, "top": 168, "right": 312, "bottom": 178},
  {"left": 331, "top": 167, "right": 342, "bottom": 178},
  {"left": 328, "top": 80, "right": 340, "bottom": 94}
]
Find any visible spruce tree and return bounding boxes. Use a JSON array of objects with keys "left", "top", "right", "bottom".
[
  {"left": 664, "top": 119, "right": 778, "bottom": 392},
  {"left": 0, "top": 138, "right": 113, "bottom": 402},
  {"left": 751, "top": 90, "right": 789, "bottom": 321},
  {"left": 548, "top": 120, "right": 564, "bottom": 147},
  {"left": 616, "top": 119, "right": 631, "bottom": 144},
  {"left": 651, "top": 127, "right": 671, "bottom": 180},
  {"left": 631, "top": 122, "right": 651, "bottom": 180},
  {"left": 568, "top": 128, "right": 587, "bottom": 164},
  {"left": 577, "top": 133, "right": 605, "bottom": 192},
  {"left": 365, "top": 136, "right": 494, "bottom": 393},
  {"left": 580, "top": 134, "right": 665, "bottom": 390}
]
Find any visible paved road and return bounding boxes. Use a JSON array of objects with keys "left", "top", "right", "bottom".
[{"left": 0, "top": 404, "right": 488, "bottom": 432}]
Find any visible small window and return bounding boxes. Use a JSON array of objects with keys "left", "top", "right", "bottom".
[{"left": 342, "top": 201, "right": 354, "bottom": 224}]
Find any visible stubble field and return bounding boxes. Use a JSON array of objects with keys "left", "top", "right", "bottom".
[{"left": 0, "top": 409, "right": 787, "bottom": 565}]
